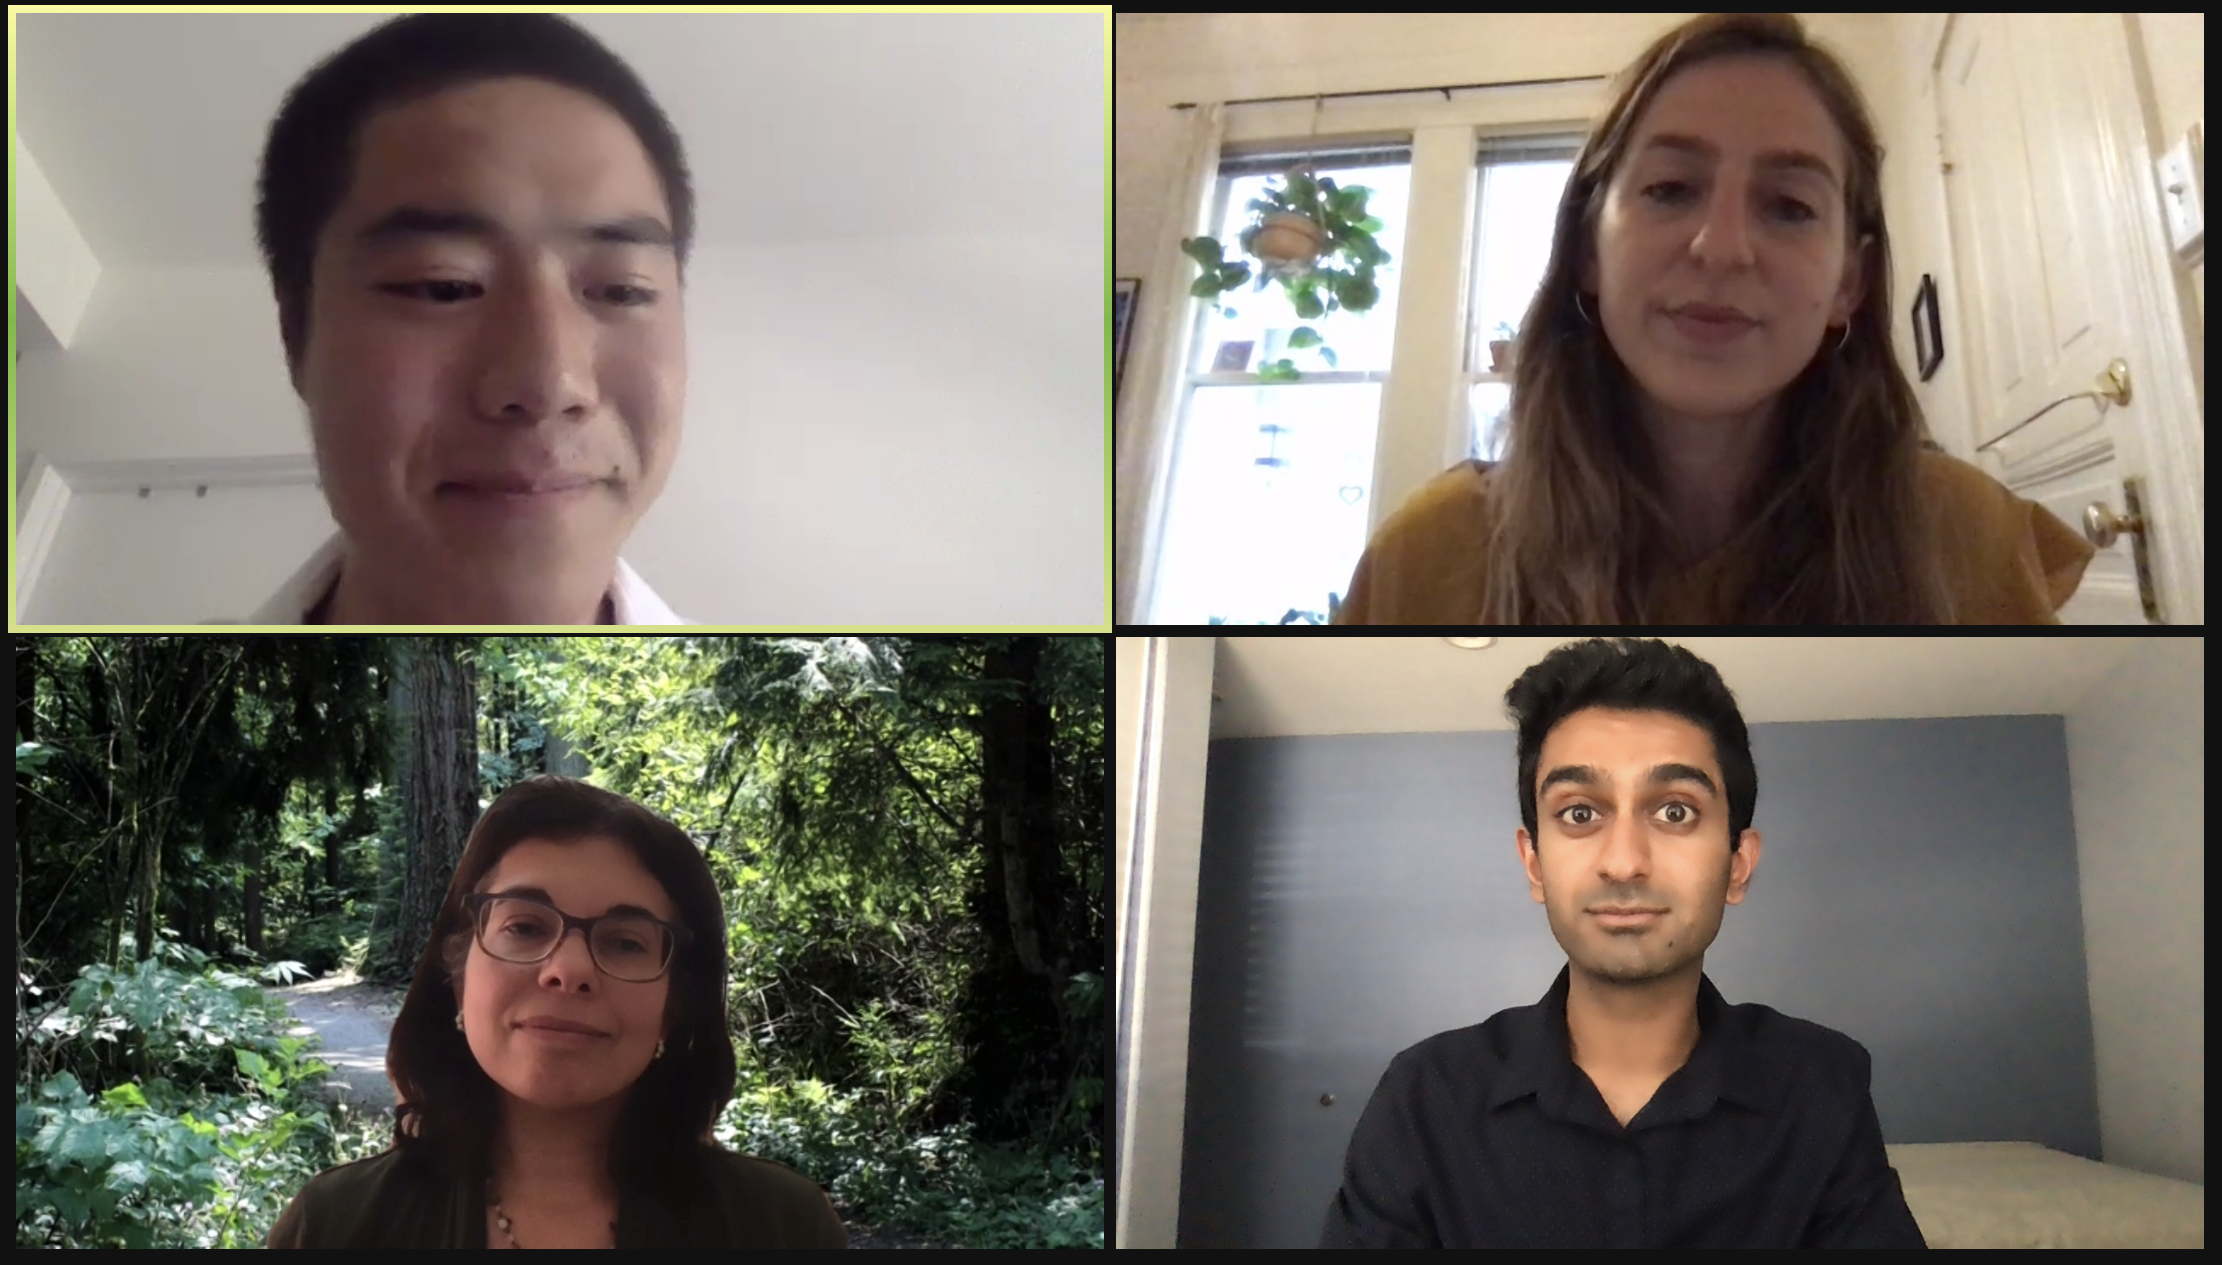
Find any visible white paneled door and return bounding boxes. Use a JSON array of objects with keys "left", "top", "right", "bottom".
[{"left": 1932, "top": 14, "right": 2205, "bottom": 624}]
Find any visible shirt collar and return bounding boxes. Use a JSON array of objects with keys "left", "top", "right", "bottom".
[
  {"left": 1489, "top": 961, "right": 1770, "bottom": 1124},
  {"left": 247, "top": 532, "right": 693, "bottom": 625}
]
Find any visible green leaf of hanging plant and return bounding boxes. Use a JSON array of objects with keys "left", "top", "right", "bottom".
[
  {"left": 1291, "top": 287, "right": 1325, "bottom": 320},
  {"left": 1181, "top": 237, "right": 1225, "bottom": 268},
  {"left": 1357, "top": 216, "right": 1384, "bottom": 234},
  {"left": 1320, "top": 346, "right": 1339, "bottom": 369},
  {"left": 1286, "top": 326, "right": 1323, "bottom": 350},
  {"left": 1257, "top": 359, "right": 1301, "bottom": 383}
]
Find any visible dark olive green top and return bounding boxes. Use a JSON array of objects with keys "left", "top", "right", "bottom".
[{"left": 266, "top": 1143, "right": 848, "bottom": 1248}]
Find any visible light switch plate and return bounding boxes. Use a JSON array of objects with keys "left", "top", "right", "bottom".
[{"left": 2155, "top": 121, "right": 2204, "bottom": 260}]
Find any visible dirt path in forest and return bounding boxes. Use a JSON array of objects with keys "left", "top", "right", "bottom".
[{"left": 269, "top": 970, "right": 406, "bottom": 1112}]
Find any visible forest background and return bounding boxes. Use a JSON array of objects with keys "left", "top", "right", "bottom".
[{"left": 14, "top": 634, "right": 1105, "bottom": 1248}]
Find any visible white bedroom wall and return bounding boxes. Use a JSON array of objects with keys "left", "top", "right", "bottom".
[
  {"left": 2063, "top": 636, "right": 2205, "bottom": 1185},
  {"left": 20, "top": 482, "right": 338, "bottom": 626},
  {"left": 15, "top": 226, "right": 1104, "bottom": 625}
]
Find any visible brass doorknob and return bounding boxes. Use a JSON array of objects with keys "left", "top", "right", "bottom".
[{"left": 2082, "top": 501, "right": 2145, "bottom": 549}]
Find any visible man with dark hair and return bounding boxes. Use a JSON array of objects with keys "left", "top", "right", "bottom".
[
  {"left": 1320, "top": 637, "right": 1925, "bottom": 1247},
  {"left": 234, "top": 14, "right": 695, "bottom": 624}
]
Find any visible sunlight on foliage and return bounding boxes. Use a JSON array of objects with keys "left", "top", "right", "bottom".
[
  {"left": 15, "top": 945, "right": 377, "bottom": 1249},
  {"left": 16, "top": 635, "right": 1105, "bottom": 1249},
  {"left": 715, "top": 1080, "right": 1104, "bottom": 1249}
]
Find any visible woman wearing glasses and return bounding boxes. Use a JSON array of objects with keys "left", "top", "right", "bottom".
[{"left": 268, "top": 776, "right": 847, "bottom": 1247}]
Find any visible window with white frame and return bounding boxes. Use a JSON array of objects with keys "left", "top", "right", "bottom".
[
  {"left": 1463, "top": 139, "right": 1579, "bottom": 465},
  {"left": 1146, "top": 146, "right": 1412, "bottom": 626}
]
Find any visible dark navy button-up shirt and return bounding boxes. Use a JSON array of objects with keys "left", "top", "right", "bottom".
[{"left": 1320, "top": 964, "right": 1927, "bottom": 1247}]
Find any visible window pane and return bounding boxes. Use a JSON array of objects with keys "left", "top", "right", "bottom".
[
  {"left": 1192, "top": 163, "right": 1412, "bottom": 377},
  {"left": 1150, "top": 383, "right": 1380, "bottom": 624},
  {"left": 1467, "top": 149, "right": 1576, "bottom": 461},
  {"left": 1467, "top": 381, "right": 1512, "bottom": 463},
  {"left": 1469, "top": 154, "right": 1575, "bottom": 368}
]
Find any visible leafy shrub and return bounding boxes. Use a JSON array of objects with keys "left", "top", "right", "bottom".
[
  {"left": 264, "top": 911, "right": 367, "bottom": 977},
  {"left": 20, "top": 939, "right": 315, "bottom": 1098},
  {"left": 339, "top": 933, "right": 372, "bottom": 978},
  {"left": 13, "top": 940, "right": 382, "bottom": 1249},
  {"left": 15, "top": 1072, "right": 328, "bottom": 1248},
  {"left": 714, "top": 1079, "right": 1102, "bottom": 1249}
]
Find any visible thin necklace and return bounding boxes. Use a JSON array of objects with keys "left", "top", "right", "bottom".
[{"left": 486, "top": 1177, "right": 618, "bottom": 1248}]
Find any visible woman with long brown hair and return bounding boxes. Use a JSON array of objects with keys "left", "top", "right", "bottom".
[
  {"left": 269, "top": 776, "right": 846, "bottom": 1247},
  {"left": 1335, "top": 13, "right": 2092, "bottom": 624}
]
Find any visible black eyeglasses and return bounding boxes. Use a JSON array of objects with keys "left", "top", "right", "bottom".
[{"left": 463, "top": 891, "right": 691, "bottom": 983}]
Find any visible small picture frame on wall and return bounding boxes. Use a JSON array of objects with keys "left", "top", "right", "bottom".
[
  {"left": 1114, "top": 278, "right": 1140, "bottom": 400},
  {"left": 1212, "top": 340, "right": 1255, "bottom": 373},
  {"left": 1912, "top": 273, "right": 1943, "bottom": 382}
]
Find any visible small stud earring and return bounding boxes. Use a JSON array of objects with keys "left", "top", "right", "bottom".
[
  {"left": 454, "top": 1012, "right": 464, "bottom": 1032},
  {"left": 655, "top": 1039, "right": 666, "bottom": 1060}
]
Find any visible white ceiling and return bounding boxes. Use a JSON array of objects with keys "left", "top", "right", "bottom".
[
  {"left": 1209, "top": 637, "right": 2152, "bottom": 740},
  {"left": 13, "top": 12, "right": 1105, "bottom": 267}
]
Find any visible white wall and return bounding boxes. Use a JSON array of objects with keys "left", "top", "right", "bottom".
[
  {"left": 15, "top": 232, "right": 1106, "bottom": 625},
  {"left": 1114, "top": 636, "right": 1215, "bottom": 1248},
  {"left": 2064, "top": 637, "right": 2205, "bottom": 1185},
  {"left": 2130, "top": 12, "right": 2205, "bottom": 406},
  {"left": 21, "top": 482, "right": 336, "bottom": 626}
]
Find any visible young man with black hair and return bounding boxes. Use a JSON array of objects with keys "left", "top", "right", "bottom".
[
  {"left": 1320, "top": 637, "right": 1925, "bottom": 1248},
  {"left": 235, "top": 14, "right": 695, "bottom": 624}
]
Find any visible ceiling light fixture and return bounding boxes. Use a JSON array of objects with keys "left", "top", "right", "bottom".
[{"left": 1444, "top": 637, "right": 1495, "bottom": 649}]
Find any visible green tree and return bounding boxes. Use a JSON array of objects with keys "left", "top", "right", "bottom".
[{"left": 375, "top": 638, "right": 481, "bottom": 981}]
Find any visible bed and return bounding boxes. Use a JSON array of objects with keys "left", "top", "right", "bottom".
[{"left": 1885, "top": 1142, "right": 2205, "bottom": 1249}]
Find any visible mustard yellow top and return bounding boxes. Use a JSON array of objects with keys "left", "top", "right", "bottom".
[{"left": 1333, "top": 450, "right": 2095, "bottom": 625}]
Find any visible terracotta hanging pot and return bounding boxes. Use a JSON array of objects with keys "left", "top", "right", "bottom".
[{"left": 1251, "top": 211, "right": 1328, "bottom": 276}]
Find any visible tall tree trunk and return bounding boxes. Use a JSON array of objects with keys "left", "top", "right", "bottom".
[
  {"left": 383, "top": 638, "right": 480, "bottom": 978},
  {"left": 327, "top": 788, "right": 361, "bottom": 899},
  {"left": 16, "top": 638, "right": 37, "bottom": 995},
  {"left": 196, "top": 885, "right": 216, "bottom": 955},
  {"left": 244, "top": 832, "right": 265, "bottom": 955},
  {"left": 83, "top": 645, "right": 125, "bottom": 966},
  {"left": 979, "top": 637, "right": 1072, "bottom": 1034},
  {"left": 120, "top": 647, "right": 159, "bottom": 962},
  {"left": 546, "top": 725, "right": 590, "bottom": 777},
  {"left": 120, "top": 639, "right": 231, "bottom": 961}
]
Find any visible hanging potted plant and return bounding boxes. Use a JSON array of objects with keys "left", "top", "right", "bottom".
[
  {"left": 1488, "top": 320, "right": 1519, "bottom": 374},
  {"left": 1181, "top": 167, "right": 1390, "bottom": 382}
]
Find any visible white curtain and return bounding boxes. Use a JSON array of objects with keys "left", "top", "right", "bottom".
[{"left": 1114, "top": 102, "right": 1224, "bottom": 625}]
